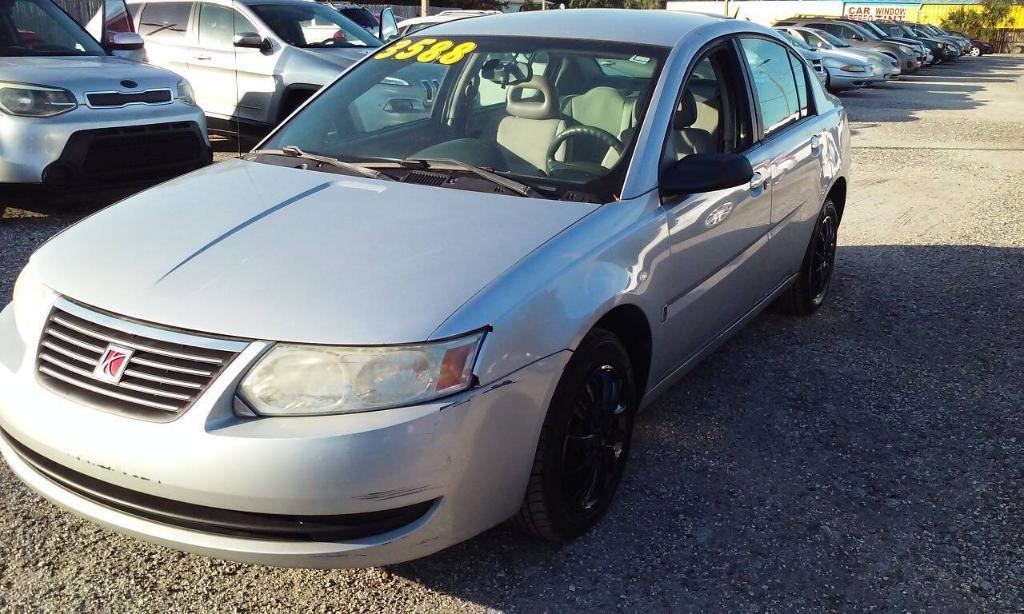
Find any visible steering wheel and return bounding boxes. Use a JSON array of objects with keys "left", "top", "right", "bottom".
[{"left": 545, "top": 125, "right": 624, "bottom": 179}]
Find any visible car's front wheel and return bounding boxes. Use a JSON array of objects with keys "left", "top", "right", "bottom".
[
  {"left": 969, "top": 46, "right": 982, "bottom": 57},
  {"left": 514, "top": 328, "right": 636, "bottom": 541},
  {"left": 775, "top": 198, "right": 839, "bottom": 315}
]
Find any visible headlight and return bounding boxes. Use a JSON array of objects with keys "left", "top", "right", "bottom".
[
  {"left": 937, "top": 42, "right": 946, "bottom": 49},
  {"left": 12, "top": 262, "right": 56, "bottom": 340},
  {"left": 237, "top": 331, "right": 486, "bottom": 416},
  {"left": 176, "top": 79, "right": 197, "bottom": 106},
  {"left": 0, "top": 82, "right": 77, "bottom": 117}
]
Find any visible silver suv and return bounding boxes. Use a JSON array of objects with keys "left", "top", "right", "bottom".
[
  {"left": 0, "top": 0, "right": 210, "bottom": 193},
  {"left": 126, "top": 0, "right": 383, "bottom": 132}
]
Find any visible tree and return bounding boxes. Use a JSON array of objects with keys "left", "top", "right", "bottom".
[{"left": 942, "top": 0, "right": 1011, "bottom": 41}]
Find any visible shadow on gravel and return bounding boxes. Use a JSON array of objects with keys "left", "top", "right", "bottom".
[
  {"left": 842, "top": 55, "right": 1024, "bottom": 124},
  {"left": 393, "top": 244, "right": 1024, "bottom": 611}
]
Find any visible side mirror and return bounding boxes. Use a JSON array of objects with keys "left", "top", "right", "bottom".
[
  {"left": 379, "top": 8, "right": 398, "bottom": 42},
  {"left": 108, "top": 31, "right": 144, "bottom": 50},
  {"left": 660, "top": 153, "right": 754, "bottom": 196},
  {"left": 233, "top": 32, "right": 269, "bottom": 50}
]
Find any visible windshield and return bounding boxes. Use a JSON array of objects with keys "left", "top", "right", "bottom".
[
  {"left": 263, "top": 36, "right": 667, "bottom": 201},
  {"left": 0, "top": 0, "right": 105, "bottom": 56},
  {"left": 858, "top": 20, "right": 888, "bottom": 38},
  {"left": 813, "top": 29, "right": 849, "bottom": 47},
  {"left": 338, "top": 7, "right": 377, "bottom": 29},
  {"left": 898, "top": 24, "right": 918, "bottom": 37},
  {"left": 780, "top": 30, "right": 815, "bottom": 51},
  {"left": 849, "top": 22, "right": 881, "bottom": 40},
  {"left": 250, "top": 3, "right": 380, "bottom": 48}
]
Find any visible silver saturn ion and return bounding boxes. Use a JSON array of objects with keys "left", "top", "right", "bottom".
[
  {"left": 0, "top": 0, "right": 210, "bottom": 194},
  {"left": 0, "top": 10, "right": 851, "bottom": 568}
]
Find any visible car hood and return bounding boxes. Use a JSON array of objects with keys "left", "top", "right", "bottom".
[
  {"left": 821, "top": 48, "right": 877, "bottom": 66},
  {"left": 30, "top": 159, "right": 598, "bottom": 344},
  {"left": 298, "top": 46, "right": 375, "bottom": 68},
  {"left": 0, "top": 55, "right": 183, "bottom": 97}
]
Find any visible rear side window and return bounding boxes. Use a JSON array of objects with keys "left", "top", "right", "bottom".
[
  {"left": 139, "top": 2, "right": 191, "bottom": 38},
  {"left": 740, "top": 37, "right": 800, "bottom": 137}
]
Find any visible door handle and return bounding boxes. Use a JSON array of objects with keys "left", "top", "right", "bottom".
[
  {"left": 749, "top": 171, "right": 768, "bottom": 191},
  {"left": 194, "top": 54, "right": 212, "bottom": 61}
]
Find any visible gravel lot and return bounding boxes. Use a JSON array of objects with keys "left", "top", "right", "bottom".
[{"left": 2, "top": 56, "right": 1023, "bottom": 613}]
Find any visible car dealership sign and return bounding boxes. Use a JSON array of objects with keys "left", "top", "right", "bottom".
[{"left": 844, "top": 3, "right": 921, "bottom": 20}]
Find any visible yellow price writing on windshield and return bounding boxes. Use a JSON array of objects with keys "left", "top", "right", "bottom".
[{"left": 375, "top": 39, "right": 478, "bottom": 64}]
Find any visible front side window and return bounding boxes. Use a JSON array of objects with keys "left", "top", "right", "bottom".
[
  {"left": 740, "top": 37, "right": 801, "bottom": 137},
  {"left": 263, "top": 36, "right": 668, "bottom": 201},
  {"left": 0, "top": 0, "right": 106, "bottom": 56},
  {"left": 249, "top": 3, "right": 379, "bottom": 48},
  {"left": 198, "top": 3, "right": 256, "bottom": 48},
  {"left": 138, "top": 1, "right": 191, "bottom": 38}
]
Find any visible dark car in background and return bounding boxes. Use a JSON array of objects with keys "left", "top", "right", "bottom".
[{"left": 869, "top": 19, "right": 957, "bottom": 63}]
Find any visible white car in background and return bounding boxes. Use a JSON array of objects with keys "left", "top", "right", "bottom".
[
  {"left": 0, "top": 0, "right": 209, "bottom": 197},
  {"left": 396, "top": 9, "right": 501, "bottom": 37},
  {"left": 124, "top": 0, "right": 390, "bottom": 133}
]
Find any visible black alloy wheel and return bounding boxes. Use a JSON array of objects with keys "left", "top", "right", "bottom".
[
  {"left": 515, "top": 328, "right": 636, "bottom": 541},
  {"left": 774, "top": 198, "right": 840, "bottom": 315}
]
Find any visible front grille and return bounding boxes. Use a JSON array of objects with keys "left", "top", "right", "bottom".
[
  {"left": 35, "top": 302, "right": 244, "bottom": 422},
  {"left": 80, "top": 122, "right": 202, "bottom": 177},
  {"left": 43, "top": 122, "right": 211, "bottom": 189},
  {"left": 86, "top": 89, "right": 173, "bottom": 108}
]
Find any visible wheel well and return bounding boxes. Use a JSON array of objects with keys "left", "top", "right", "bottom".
[
  {"left": 278, "top": 88, "right": 317, "bottom": 123},
  {"left": 828, "top": 177, "right": 847, "bottom": 224},
  {"left": 594, "top": 305, "right": 652, "bottom": 397}
]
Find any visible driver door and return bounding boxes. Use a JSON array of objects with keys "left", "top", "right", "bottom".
[
  {"left": 187, "top": 2, "right": 278, "bottom": 125},
  {"left": 659, "top": 40, "right": 774, "bottom": 367}
]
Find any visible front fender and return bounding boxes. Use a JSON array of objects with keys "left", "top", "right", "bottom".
[{"left": 432, "top": 194, "right": 671, "bottom": 387}]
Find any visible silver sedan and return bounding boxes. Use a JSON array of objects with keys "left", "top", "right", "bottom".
[{"left": 0, "top": 10, "right": 851, "bottom": 568}]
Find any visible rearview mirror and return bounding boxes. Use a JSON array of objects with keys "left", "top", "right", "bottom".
[
  {"left": 660, "top": 153, "right": 754, "bottom": 196},
  {"left": 233, "top": 32, "right": 269, "bottom": 50},
  {"left": 481, "top": 58, "right": 532, "bottom": 86},
  {"left": 379, "top": 8, "right": 398, "bottom": 41}
]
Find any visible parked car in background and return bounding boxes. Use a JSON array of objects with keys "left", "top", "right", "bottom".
[
  {"left": 912, "top": 22, "right": 969, "bottom": 54},
  {"left": 778, "top": 29, "right": 883, "bottom": 91},
  {"left": 125, "top": 0, "right": 382, "bottom": 134},
  {"left": 396, "top": 9, "right": 500, "bottom": 37},
  {"left": 868, "top": 19, "right": 950, "bottom": 63},
  {"left": 0, "top": 10, "right": 850, "bottom": 568},
  {"left": 779, "top": 26, "right": 901, "bottom": 80},
  {"left": 848, "top": 18, "right": 933, "bottom": 64},
  {"left": 0, "top": 0, "right": 210, "bottom": 196},
  {"left": 774, "top": 17, "right": 922, "bottom": 73},
  {"left": 323, "top": 3, "right": 377, "bottom": 37}
]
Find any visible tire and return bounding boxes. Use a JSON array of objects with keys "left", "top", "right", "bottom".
[
  {"left": 774, "top": 198, "right": 839, "bottom": 316},
  {"left": 969, "top": 46, "right": 981, "bottom": 57},
  {"left": 514, "top": 328, "right": 637, "bottom": 542}
]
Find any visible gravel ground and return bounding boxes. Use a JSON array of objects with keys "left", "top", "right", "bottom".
[{"left": 1, "top": 55, "right": 1023, "bottom": 613}]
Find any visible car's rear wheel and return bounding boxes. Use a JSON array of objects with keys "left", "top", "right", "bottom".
[
  {"left": 775, "top": 198, "right": 839, "bottom": 315},
  {"left": 514, "top": 328, "right": 636, "bottom": 542}
]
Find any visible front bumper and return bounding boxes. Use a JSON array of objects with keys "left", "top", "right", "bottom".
[
  {"left": 0, "top": 303, "right": 570, "bottom": 567},
  {"left": 0, "top": 102, "right": 210, "bottom": 186}
]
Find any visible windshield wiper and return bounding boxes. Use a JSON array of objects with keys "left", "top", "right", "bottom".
[
  {"left": 400, "top": 157, "right": 542, "bottom": 198},
  {"left": 251, "top": 146, "right": 391, "bottom": 181}
]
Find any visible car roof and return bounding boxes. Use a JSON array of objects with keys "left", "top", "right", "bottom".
[{"left": 424, "top": 9, "right": 729, "bottom": 47}]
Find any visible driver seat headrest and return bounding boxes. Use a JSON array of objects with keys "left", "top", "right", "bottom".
[
  {"left": 673, "top": 89, "right": 698, "bottom": 129},
  {"left": 506, "top": 75, "right": 560, "bottom": 120}
]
